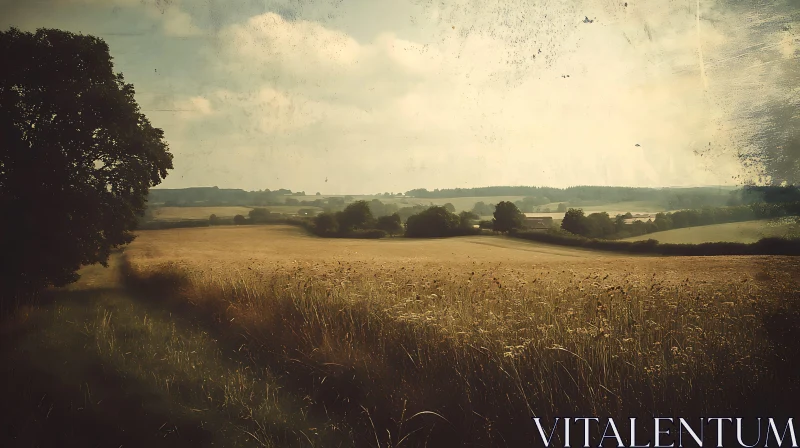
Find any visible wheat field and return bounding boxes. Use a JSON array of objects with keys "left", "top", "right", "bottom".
[{"left": 110, "top": 225, "right": 800, "bottom": 446}]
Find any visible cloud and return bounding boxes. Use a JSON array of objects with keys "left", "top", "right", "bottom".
[
  {"left": 12, "top": 0, "right": 787, "bottom": 192},
  {"left": 159, "top": 7, "right": 202, "bottom": 37},
  {"left": 175, "top": 2, "right": 765, "bottom": 192}
]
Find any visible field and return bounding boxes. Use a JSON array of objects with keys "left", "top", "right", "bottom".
[
  {"left": 151, "top": 205, "right": 326, "bottom": 221},
  {"left": 5, "top": 225, "right": 800, "bottom": 447},
  {"left": 622, "top": 219, "right": 797, "bottom": 244},
  {"left": 152, "top": 206, "right": 255, "bottom": 221}
]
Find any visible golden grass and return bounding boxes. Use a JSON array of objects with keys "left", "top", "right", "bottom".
[{"left": 118, "top": 225, "right": 800, "bottom": 446}]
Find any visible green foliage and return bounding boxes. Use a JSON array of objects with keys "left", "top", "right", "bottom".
[
  {"left": 313, "top": 212, "right": 339, "bottom": 236},
  {"left": 345, "top": 229, "right": 388, "bottom": 239},
  {"left": 584, "top": 212, "right": 616, "bottom": 239},
  {"left": 0, "top": 27, "right": 173, "bottom": 295},
  {"left": 556, "top": 203, "right": 567, "bottom": 213},
  {"left": 443, "top": 203, "right": 456, "bottom": 213},
  {"left": 560, "top": 200, "right": 799, "bottom": 240},
  {"left": 492, "top": 201, "right": 524, "bottom": 233},
  {"left": 405, "top": 206, "right": 463, "bottom": 238},
  {"left": 335, "top": 201, "right": 375, "bottom": 233},
  {"left": 375, "top": 214, "right": 403, "bottom": 236},
  {"left": 458, "top": 211, "right": 479, "bottom": 230},
  {"left": 248, "top": 208, "right": 273, "bottom": 223},
  {"left": 233, "top": 215, "right": 247, "bottom": 225},
  {"left": 561, "top": 208, "right": 587, "bottom": 235}
]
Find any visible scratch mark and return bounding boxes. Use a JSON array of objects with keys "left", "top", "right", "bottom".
[{"left": 696, "top": 0, "right": 709, "bottom": 91}]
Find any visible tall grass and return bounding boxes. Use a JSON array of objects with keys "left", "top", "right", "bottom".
[{"left": 121, "top": 256, "right": 800, "bottom": 447}]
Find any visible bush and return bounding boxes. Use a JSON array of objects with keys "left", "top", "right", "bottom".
[
  {"left": 376, "top": 214, "right": 403, "bottom": 236},
  {"left": 406, "top": 206, "right": 461, "bottom": 237},
  {"left": 137, "top": 220, "right": 210, "bottom": 230},
  {"left": 344, "top": 229, "right": 387, "bottom": 239},
  {"left": 313, "top": 212, "right": 339, "bottom": 236}
]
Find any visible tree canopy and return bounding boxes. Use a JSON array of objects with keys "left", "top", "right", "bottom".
[
  {"left": 0, "top": 28, "right": 173, "bottom": 296},
  {"left": 375, "top": 213, "right": 403, "bottom": 236},
  {"left": 492, "top": 201, "right": 524, "bottom": 233},
  {"left": 405, "top": 206, "right": 461, "bottom": 237},
  {"left": 335, "top": 200, "right": 375, "bottom": 233}
]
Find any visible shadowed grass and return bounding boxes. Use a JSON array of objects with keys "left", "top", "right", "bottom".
[{"left": 1, "top": 280, "right": 350, "bottom": 447}]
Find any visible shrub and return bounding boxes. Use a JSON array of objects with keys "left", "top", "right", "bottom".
[
  {"left": 406, "top": 206, "right": 461, "bottom": 237},
  {"left": 344, "top": 229, "right": 387, "bottom": 239}
]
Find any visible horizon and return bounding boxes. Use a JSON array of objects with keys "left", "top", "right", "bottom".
[{"left": 148, "top": 183, "right": 745, "bottom": 194}]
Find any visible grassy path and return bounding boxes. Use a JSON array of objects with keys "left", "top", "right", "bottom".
[{"left": 1, "top": 258, "right": 337, "bottom": 447}]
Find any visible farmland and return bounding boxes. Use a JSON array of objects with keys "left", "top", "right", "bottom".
[
  {"left": 152, "top": 206, "right": 255, "bottom": 221},
  {"left": 622, "top": 219, "right": 797, "bottom": 244},
  {"left": 5, "top": 224, "right": 799, "bottom": 446},
  {"left": 8, "top": 225, "right": 796, "bottom": 446},
  {"left": 150, "top": 205, "right": 325, "bottom": 221}
]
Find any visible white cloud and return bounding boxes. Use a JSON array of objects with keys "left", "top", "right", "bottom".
[
  {"left": 160, "top": 7, "right": 202, "bottom": 37},
  {"left": 195, "top": 5, "right": 761, "bottom": 192}
]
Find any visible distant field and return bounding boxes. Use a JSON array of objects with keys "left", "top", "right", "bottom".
[
  {"left": 151, "top": 206, "right": 253, "bottom": 221},
  {"left": 254, "top": 205, "right": 323, "bottom": 214},
  {"left": 128, "top": 224, "right": 619, "bottom": 266},
  {"left": 151, "top": 205, "right": 323, "bottom": 221},
  {"left": 622, "top": 219, "right": 797, "bottom": 244}
]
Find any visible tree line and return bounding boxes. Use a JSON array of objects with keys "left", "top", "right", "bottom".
[
  {"left": 306, "top": 201, "right": 483, "bottom": 239},
  {"left": 559, "top": 202, "right": 800, "bottom": 240}
]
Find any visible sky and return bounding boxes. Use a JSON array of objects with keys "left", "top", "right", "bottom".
[{"left": 1, "top": 0, "right": 797, "bottom": 194}]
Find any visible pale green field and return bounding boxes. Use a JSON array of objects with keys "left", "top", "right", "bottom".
[
  {"left": 622, "top": 219, "right": 797, "bottom": 244},
  {"left": 151, "top": 205, "right": 323, "bottom": 221},
  {"left": 152, "top": 206, "right": 254, "bottom": 221}
]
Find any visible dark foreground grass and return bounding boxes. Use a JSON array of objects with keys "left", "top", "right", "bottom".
[{"left": 0, "top": 284, "right": 347, "bottom": 447}]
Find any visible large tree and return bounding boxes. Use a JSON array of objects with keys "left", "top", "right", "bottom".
[
  {"left": 561, "top": 208, "right": 587, "bottom": 236},
  {"left": 405, "top": 206, "right": 461, "bottom": 238},
  {"left": 375, "top": 213, "right": 403, "bottom": 236},
  {"left": 492, "top": 201, "right": 524, "bottom": 233},
  {"left": 0, "top": 28, "right": 173, "bottom": 298},
  {"left": 336, "top": 200, "right": 375, "bottom": 233}
]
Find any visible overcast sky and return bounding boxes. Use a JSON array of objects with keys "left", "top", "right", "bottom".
[{"left": 2, "top": 0, "right": 797, "bottom": 194}]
